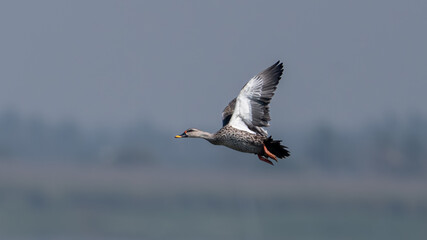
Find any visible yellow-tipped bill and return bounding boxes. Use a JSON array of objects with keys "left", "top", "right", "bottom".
[{"left": 175, "top": 131, "right": 188, "bottom": 138}]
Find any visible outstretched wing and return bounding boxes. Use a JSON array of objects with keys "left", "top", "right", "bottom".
[{"left": 227, "top": 61, "right": 284, "bottom": 136}]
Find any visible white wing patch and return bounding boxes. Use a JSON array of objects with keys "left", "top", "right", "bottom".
[
  {"left": 228, "top": 97, "right": 256, "bottom": 134},
  {"left": 229, "top": 76, "right": 265, "bottom": 134}
]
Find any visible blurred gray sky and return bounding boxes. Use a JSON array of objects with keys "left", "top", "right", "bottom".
[{"left": 1, "top": 0, "right": 426, "bottom": 131}]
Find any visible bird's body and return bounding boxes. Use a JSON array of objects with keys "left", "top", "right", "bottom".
[
  {"left": 175, "top": 61, "right": 290, "bottom": 165},
  {"left": 209, "top": 125, "right": 265, "bottom": 153}
]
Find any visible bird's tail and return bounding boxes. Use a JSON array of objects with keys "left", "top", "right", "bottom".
[{"left": 264, "top": 136, "right": 290, "bottom": 159}]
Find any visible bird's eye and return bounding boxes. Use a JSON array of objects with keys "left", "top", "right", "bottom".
[{"left": 187, "top": 129, "right": 194, "bottom": 133}]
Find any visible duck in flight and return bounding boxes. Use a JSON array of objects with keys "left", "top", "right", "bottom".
[{"left": 175, "top": 61, "right": 290, "bottom": 165}]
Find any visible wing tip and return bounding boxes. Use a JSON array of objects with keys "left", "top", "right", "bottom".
[
  {"left": 274, "top": 60, "right": 284, "bottom": 76},
  {"left": 273, "top": 60, "right": 284, "bottom": 69},
  {"left": 259, "top": 60, "right": 284, "bottom": 86}
]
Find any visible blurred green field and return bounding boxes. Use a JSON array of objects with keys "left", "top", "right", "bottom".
[{"left": 0, "top": 162, "right": 426, "bottom": 240}]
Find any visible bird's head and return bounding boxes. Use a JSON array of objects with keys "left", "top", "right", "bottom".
[{"left": 174, "top": 128, "right": 201, "bottom": 138}]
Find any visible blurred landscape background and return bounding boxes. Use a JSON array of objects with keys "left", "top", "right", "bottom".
[{"left": 1, "top": 1, "right": 427, "bottom": 240}]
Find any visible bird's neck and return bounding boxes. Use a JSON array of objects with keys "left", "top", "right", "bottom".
[
  {"left": 195, "top": 130, "right": 217, "bottom": 144},
  {"left": 197, "top": 130, "right": 214, "bottom": 140}
]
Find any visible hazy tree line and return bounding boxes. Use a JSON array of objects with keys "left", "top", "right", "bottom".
[
  {"left": 0, "top": 110, "right": 426, "bottom": 176},
  {"left": 303, "top": 116, "right": 427, "bottom": 175}
]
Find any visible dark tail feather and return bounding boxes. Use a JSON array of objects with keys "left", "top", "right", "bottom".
[{"left": 264, "top": 136, "right": 290, "bottom": 159}]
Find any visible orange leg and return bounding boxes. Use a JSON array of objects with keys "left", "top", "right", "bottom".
[
  {"left": 263, "top": 144, "right": 277, "bottom": 162},
  {"left": 258, "top": 154, "right": 273, "bottom": 165}
]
